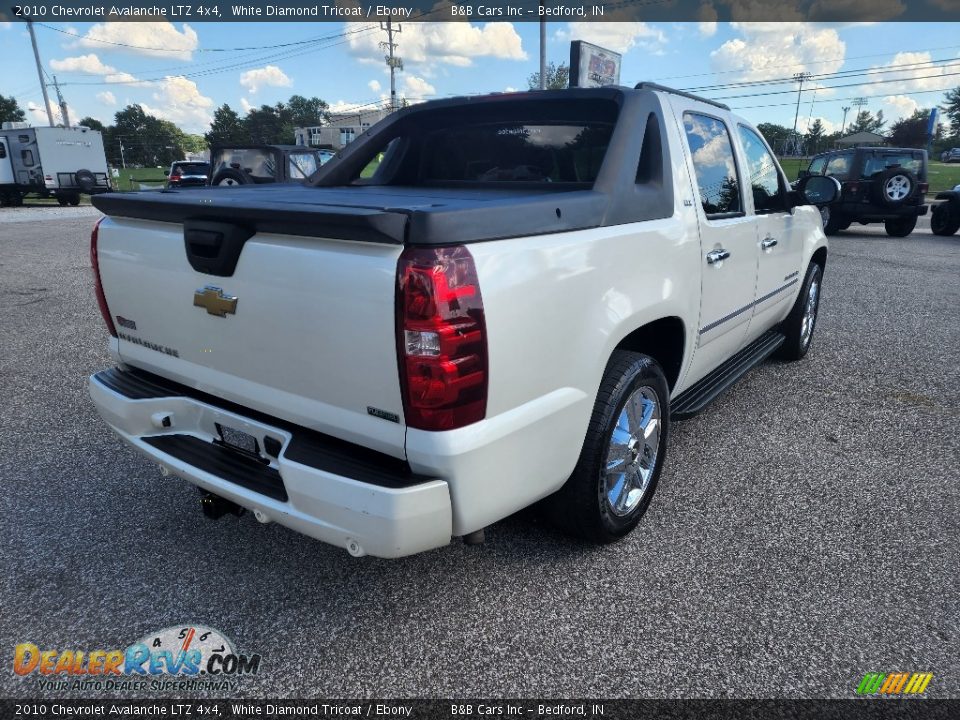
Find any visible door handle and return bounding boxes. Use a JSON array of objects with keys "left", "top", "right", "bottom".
[
  {"left": 706, "top": 249, "right": 731, "bottom": 265},
  {"left": 761, "top": 236, "right": 778, "bottom": 249}
]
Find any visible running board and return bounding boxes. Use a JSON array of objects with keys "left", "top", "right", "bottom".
[{"left": 671, "top": 331, "right": 785, "bottom": 420}]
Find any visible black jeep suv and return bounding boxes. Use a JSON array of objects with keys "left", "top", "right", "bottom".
[{"left": 798, "top": 147, "right": 928, "bottom": 237}]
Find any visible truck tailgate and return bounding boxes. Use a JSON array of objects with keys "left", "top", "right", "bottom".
[{"left": 96, "top": 216, "right": 407, "bottom": 458}]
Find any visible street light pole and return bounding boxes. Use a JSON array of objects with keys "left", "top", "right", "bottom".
[
  {"left": 841, "top": 106, "right": 850, "bottom": 135},
  {"left": 539, "top": 11, "right": 546, "bottom": 90}
]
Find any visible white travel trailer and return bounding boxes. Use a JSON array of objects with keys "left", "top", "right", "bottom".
[{"left": 0, "top": 123, "right": 112, "bottom": 206}]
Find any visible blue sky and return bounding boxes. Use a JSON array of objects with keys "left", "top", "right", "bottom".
[{"left": 2, "top": 20, "right": 959, "bottom": 135}]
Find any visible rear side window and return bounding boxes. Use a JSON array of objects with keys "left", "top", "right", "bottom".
[
  {"left": 861, "top": 152, "right": 924, "bottom": 179},
  {"left": 683, "top": 112, "right": 741, "bottom": 217},
  {"left": 825, "top": 153, "right": 853, "bottom": 178},
  {"left": 738, "top": 125, "right": 783, "bottom": 213},
  {"left": 288, "top": 153, "right": 318, "bottom": 179},
  {"left": 212, "top": 149, "right": 275, "bottom": 181},
  {"left": 0, "top": 144, "right": 6, "bottom": 159}
]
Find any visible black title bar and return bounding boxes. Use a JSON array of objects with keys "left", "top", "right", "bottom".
[{"left": 2, "top": 0, "right": 960, "bottom": 23}]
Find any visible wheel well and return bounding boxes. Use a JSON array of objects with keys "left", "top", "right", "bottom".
[
  {"left": 614, "top": 317, "right": 685, "bottom": 391},
  {"left": 811, "top": 246, "right": 827, "bottom": 272}
]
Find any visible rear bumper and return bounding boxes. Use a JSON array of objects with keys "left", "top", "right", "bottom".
[
  {"left": 88, "top": 367, "right": 452, "bottom": 558},
  {"left": 835, "top": 201, "right": 927, "bottom": 220}
]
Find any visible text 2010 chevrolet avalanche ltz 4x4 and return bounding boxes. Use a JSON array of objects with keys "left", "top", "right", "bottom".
[{"left": 88, "top": 85, "right": 838, "bottom": 558}]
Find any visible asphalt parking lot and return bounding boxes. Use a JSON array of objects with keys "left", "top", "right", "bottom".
[{"left": 0, "top": 211, "right": 957, "bottom": 700}]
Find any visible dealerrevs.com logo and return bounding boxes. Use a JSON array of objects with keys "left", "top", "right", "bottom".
[
  {"left": 856, "top": 672, "right": 934, "bottom": 696},
  {"left": 13, "top": 625, "right": 262, "bottom": 692}
]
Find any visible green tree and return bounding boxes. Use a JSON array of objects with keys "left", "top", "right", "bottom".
[
  {"left": 847, "top": 109, "right": 886, "bottom": 135},
  {"left": 528, "top": 62, "right": 570, "bottom": 90},
  {"left": 756, "top": 122, "right": 792, "bottom": 152},
  {"left": 0, "top": 94, "right": 26, "bottom": 123},
  {"left": 243, "top": 103, "right": 289, "bottom": 144},
  {"left": 804, "top": 119, "right": 826, "bottom": 154},
  {"left": 888, "top": 109, "right": 937, "bottom": 148},
  {"left": 286, "top": 95, "right": 330, "bottom": 128},
  {"left": 112, "top": 105, "right": 184, "bottom": 167},
  {"left": 77, "top": 116, "right": 105, "bottom": 132},
  {"left": 942, "top": 86, "right": 960, "bottom": 137},
  {"left": 205, "top": 103, "right": 248, "bottom": 147},
  {"left": 180, "top": 133, "right": 207, "bottom": 154}
]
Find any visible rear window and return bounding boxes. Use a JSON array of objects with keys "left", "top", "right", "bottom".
[
  {"left": 212, "top": 149, "right": 275, "bottom": 181},
  {"left": 343, "top": 99, "right": 619, "bottom": 186},
  {"left": 176, "top": 163, "right": 209, "bottom": 173},
  {"left": 860, "top": 152, "right": 925, "bottom": 180}
]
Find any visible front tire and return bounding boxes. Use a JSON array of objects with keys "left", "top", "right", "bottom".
[
  {"left": 931, "top": 204, "right": 960, "bottom": 236},
  {"left": 777, "top": 262, "right": 822, "bottom": 361},
  {"left": 546, "top": 351, "right": 669, "bottom": 543}
]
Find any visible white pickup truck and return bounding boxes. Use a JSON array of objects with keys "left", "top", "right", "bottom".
[{"left": 88, "top": 85, "right": 838, "bottom": 558}]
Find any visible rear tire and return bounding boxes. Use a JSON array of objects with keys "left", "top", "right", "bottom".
[
  {"left": 544, "top": 351, "right": 669, "bottom": 544},
  {"left": 212, "top": 170, "right": 245, "bottom": 187},
  {"left": 931, "top": 204, "right": 960, "bottom": 236},
  {"left": 884, "top": 217, "right": 917, "bottom": 237},
  {"left": 777, "top": 262, "right": 822, "bottom": 362}
]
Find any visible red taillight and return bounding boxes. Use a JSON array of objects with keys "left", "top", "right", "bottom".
[
  {"left": 90, "top": 218, "right": 117, "bottom": 338},
  {"left": 919, "top": 182, "right": 929, "bottom": 194},
  {"left": 171, "top": 172, "right": 182, "bottom": 181},
  {"left": 396, "top": 245, "right": 488, "bottom": 431}
]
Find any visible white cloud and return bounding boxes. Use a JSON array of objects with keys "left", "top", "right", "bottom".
[
  {"left": 862, "top": 52, "right": 952, "bottom": 97},
  {"left": 1, "top": 21, "right": 13, "bottom": 30},
  {"left": 49, "top": 53, "right": 147, "bottom": 87},
  {"left": 139, "top": 76, "right": 214, "bottom": 132},
  {"left": 240, "top": 97, "right": 254, "bottom": 114},
  {"left": 403, "top": 76, "right": 436, "bottom": 98},
  {"left": 27, "top": 100, "right": 73, "bottom": 126},
  {"left": 557, "top": 22, "right": 666, "bottom": 55},
  {"left": 368, "top": 79, "right": 382, "bottom": 93},
  {"left": 346, "top": 22, "right": 526, "bottom": 68},
  {"left": 75, "top": 22, "right": 199, "bottom": 60},
  {"left": 96, "top": 91, "right": 117, "bottom": 106},
  {"left": 504, "top": 86, "right": 519, "bottom": 93},
  {"left": 239, "top": 65, "right": 292, "bottom": 94},
  {"left": 881, "top": 95, "right": 919, "bottom": 121},
  {"left": 711, "top": 24, "right": 845, "bottom": 82},
  {"left": 698, "top": 21, "right": 718, "bottom": 38}
]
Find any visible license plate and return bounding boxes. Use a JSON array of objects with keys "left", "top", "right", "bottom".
[{"left": 217, "top": 424, "right": 259, "bottom": 455}]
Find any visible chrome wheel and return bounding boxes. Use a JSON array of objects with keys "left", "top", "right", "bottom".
[
  {"left": 603, "top": 386, "right": 661, "bottom": 517},
  {"left": 884, "top": 175, "right": 911, "bottom": 202},
  {"left": 800, "top": 273, "right": 820, "bottom": 349}
]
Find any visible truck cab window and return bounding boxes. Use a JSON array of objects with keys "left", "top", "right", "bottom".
[
  {"left": 738, "top": 125, "right": 784, "bottom": 213},
  {"left": 683, "top": 112, "right": 741, "bottom": 217}
]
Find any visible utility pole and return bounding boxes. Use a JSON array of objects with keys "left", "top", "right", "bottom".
[
  {"left": 539, "top": 9, "right": 546, "bottom": 90},
  {"left": 27, "top": 20, "right": 54, "bottom": 127},
  {"left": 119, "top": 139, "right": 126, "bottom": 169},
  {"left": 840, "top": 106, "right": 851, "bottom": 135},
  {"left": 791, "top": 72, "right": 812, "bottom": 137},
  {"left": 380, "top": 19, "right": 402, "bottom": 112},
  {"left": 52, "top": 75, "right": 70, "bottom": 127}
]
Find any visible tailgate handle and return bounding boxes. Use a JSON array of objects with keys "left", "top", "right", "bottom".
[{"left": 184, "top": 220, "right": 254, "bottom": 277}]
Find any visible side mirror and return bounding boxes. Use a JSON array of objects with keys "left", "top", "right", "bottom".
[
  {"left": 793, "top": 174, "right": 841, "bottom": 206},
  {"left": 163, "top": 170, "right": 170, "bottom": 176}
]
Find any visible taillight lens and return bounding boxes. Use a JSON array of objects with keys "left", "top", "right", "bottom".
[
  {"left": 396, "top": 245, "right": 488, "bottom": 431},
  {"left": 919, "top": 182, "right": 929, "bottom": 194},
  {"left": 90, "top": 218, "right": 117, "bottom": 338}
]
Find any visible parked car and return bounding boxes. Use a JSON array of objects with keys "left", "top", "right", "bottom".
[
  {"left": 88, "top": 84, "right": 837, "bottom": 558},
  {"left": 165, "top": 161, "right": 210, "bottom": 188},
  {"left": 208, "top": 145, "right": 323, "bottom": 186},
  {"left": 799, "top": 147, "right": 928, "bottom": 237},
  {"left": 930, "top": 184, "right": 960, "bottom": 236},
  {"left": 939, "top": 148, "right": 960, "bottom": 163}
]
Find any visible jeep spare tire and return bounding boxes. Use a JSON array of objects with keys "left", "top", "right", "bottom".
[
  {"left": 75, "top": 169, "right": 96, "bottom": 194},
  {"left": 874, "top": 167, "right": 916, "bottom": 206},
  {"left": 212, "top": 169, "right": 246, "bottom": 187}
]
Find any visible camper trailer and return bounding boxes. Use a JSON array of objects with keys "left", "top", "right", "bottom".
[{"left": 0, "top": 123, "right": 112, "bottom": 206}]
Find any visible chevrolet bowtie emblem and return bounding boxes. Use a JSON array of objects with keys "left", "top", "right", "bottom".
[{"left": 193, "top": 286, "right": 238, "bottom": 317}]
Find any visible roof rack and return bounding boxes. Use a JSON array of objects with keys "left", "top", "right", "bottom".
[{"left": 634, "top": 82, "right": 731, "bottom": 111}]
